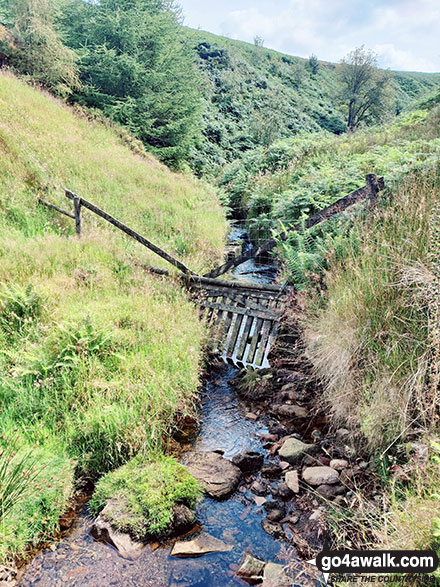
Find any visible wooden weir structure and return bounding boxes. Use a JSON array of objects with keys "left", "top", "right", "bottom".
[{"left": 39, "top": 174, "right": 384, "bottom": 369}]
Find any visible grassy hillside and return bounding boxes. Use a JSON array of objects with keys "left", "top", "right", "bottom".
[
  {"left": 186, "top": 28, "right": 440, "bottom": 175},
  {"left": 0, "top": 72, "right": 225, "bottom": 561}
]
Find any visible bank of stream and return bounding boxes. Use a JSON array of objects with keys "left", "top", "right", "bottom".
[{"left": 19, "top": 223, "right": 325, "bottom": 587}]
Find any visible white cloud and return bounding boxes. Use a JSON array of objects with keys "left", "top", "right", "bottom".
[{"left": 213, "top": 0, "right": 440, "bottom": 72}]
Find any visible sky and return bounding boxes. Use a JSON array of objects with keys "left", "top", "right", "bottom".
[{"left": 179, "top": 0, "right": 440, "bottom": 73}]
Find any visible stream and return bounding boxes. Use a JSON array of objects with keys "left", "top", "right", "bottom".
[{"left": 19, "top": 223, "right": 320, "bottom": 587}]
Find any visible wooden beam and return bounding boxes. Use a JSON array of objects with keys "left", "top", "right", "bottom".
[
  {"left": 140, "top": 263, "right": 292, "bottom": 293},
  {"left": 65, "top": 190, "right": 197, "bottom": 276},
  {"left": 38, "top": 198, "right": 75, "bottom": 220},
  {"left": 205, "top": 174, "right": 384, "bottom": 279}
]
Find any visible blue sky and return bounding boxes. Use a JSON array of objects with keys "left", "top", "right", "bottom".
[{"left": 179, "top": 0, "right": 440, "bottom": 72}]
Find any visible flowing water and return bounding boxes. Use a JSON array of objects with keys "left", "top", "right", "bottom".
[{"left": 19, "top": 224, "right": 318, "bottom": 586}]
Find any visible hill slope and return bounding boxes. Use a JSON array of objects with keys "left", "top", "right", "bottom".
[
  {"left": 186, "top": 28, "right": 440, "bottom": 175},
  {"left": 0, "top": 72, "right": 225, "bottom": 561}
]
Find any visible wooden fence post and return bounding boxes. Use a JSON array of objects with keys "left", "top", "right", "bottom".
[
  {"left": 365, "top": 173, "right": 379, "bottom": 209},
  {"left": 73, "top": 195, "right": 81, "bottom": 236}
]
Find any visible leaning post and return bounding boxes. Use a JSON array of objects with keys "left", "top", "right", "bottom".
[
  {"left": 72, "top": 193, "right": 82, "bottom": 236},
  {"left": 365, "top": 173, "right": 379, "bottom": 209}
]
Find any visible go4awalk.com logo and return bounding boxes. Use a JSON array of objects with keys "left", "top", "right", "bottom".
[{"left": 308, "top": 548, "right": 439, "bottom": 584}]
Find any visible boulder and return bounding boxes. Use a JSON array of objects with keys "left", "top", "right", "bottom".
[
  {"left": 262, "top": 562, "right": 291, "bottom": 587},
  {"left": 232, "top": 450, "right": 264, "bottom": 473},
  {"left": 284, "top": 470, "right": 299, "bottom": 493},
  {"left": 236, "top": 553, "right": 265, "bottom": 582},
  {"left": 303, "top": 466, "right": 339, "bottom": 486},
  {"left": 181, "top": 451, "right": 241, "bottom": 499},
  {"left": 91, "top": 512, "right": 144, "bottom": 560},
  {"left": 171, "top": 533, "right": 232, "bottom": 557},
  {"left": 278, "top": 437, "right": 314, "bottom": 464}
]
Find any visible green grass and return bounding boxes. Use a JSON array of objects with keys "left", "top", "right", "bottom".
[
  {"left": 0, "top": 72, "right": 225, "bottom": 562},
  {"left": 90, "top": 454, "right": 202, "bottom": 539}
]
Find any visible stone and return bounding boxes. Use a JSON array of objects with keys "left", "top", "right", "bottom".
[
  {"left": 261, "top": 519, "right": 286, "bottom": 540},
  {"left": 263, "top": 500, "right": 284, "bottom": 512},
  {"left": 278, "top": 437, "right": 314, "bottom": 464},
  {"left": 236, "top": 553, "right": 265, "bottom": 582},
  {"left": 245, "top": 412, "right": 259, "bottom": 421},
  {"left": 273, "top": 404, "right": 308, "bottom": 419},
  {"left": 261, "top": 463, "right": 282, "bottom": 478},
  {"left": 318, "top": 455, "right": 331, "bottom": 466},
  {"left": 250, "top": 480, "right": 266, "bottom": 495},
  {"left": 254, "top": 496, "right": 267, "bottom": 507},
  {"left": 302, "top": 466, "right": 339, "bottom": 486},
  {"left": 309, "top": 509, "right": 322, "bottom": 522},
  {"left": 181, "top": 451, "right": 241, "bottom": 499},
  {"left": 172, "top": 505, "right": 196, "bottom": 535},
  {"left": 316, "top": 484, "right": 339, "bottom": 499},
  {"left": 0, "top": 565, "right": 17, "bottom": 586},
  {"left": 336, "top": 428, "right": 350, "bottom": 439},
  {"left": 330, "top": 459, "right": 349, "bottom": 471},
  {"left": 269, "top": 424, "right": 288, "bottom": 437},
  {"left": 259, "top": 433, "right": 279, "bottom": 443},
  {"left": 232, "top": 450, "right": 264, "bottom": 473},
  {"left": 278, "top": 436, "right": 315, "bottom": 465},
  {"left": 91, "top": 511, "right": 145, "bottom": 560},
  {"left": 262, "top": 562, "right": 291, "bottom": 587},
  {"left": 171, "top": 533, "right": 233, "bottom": 557},
  {"left": 279, "top": 460, "right": 290, "bottom": 470},
  {"left": 272, "top": 482, "right": 293, "bottom": 499},
  {"left": 284, "top": 470, "right": 299, "bottom": 493},
  {"left": 284, "top": 513, "right": 300, "bottom": 525},
  {"left": 266, "top": 509, "right": 285, "bottom": 522}
]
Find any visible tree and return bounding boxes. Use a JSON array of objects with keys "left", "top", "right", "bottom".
[
  {"left": 308, "top": 54, "right": 319, "bottom": 75},
  {"left": 338, "top": 46, "right": 393, "bottom": 131},
  {"left": 1, "top": 0, "right": 79, "bottom": 96},
  {"left": 63, "top": 0, "right": 202, "bottom": 167}
]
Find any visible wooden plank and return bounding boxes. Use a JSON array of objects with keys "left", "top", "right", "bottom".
[
  {"left": 254, "top": 319, "right": 273, "bottom": 367},
  {"left": 199, "top": 300, "right": 280, "bottom": 321},
  {"left": 235, "top": 315, "right": 254, "bottom": 362},
  {"left": 65, "top": 190, "right": 196, "bottom": 276}
]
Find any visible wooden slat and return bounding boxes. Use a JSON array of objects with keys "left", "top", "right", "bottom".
[{"left": 199, "top": 300, "right": 280, "bottom": 321}]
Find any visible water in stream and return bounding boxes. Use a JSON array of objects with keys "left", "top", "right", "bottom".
[{"left": 19, "top": 224, "right": 317, "bottom": 586}]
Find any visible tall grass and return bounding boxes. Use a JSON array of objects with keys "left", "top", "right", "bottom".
[
  {"left": 305, "top": 169, "right": 440, "bottom": 448},
  {"left": 0, "top": 73, "right": 225, "bottom": 562}
]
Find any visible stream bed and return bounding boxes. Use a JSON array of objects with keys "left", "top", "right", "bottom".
[{"left": 19, "top": 224, "right": 320, "bottom": 587}]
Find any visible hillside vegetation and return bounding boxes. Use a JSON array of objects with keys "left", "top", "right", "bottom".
[
  {"left": 186, "top": 29, "right": 440, "bottom": 175},
  {"left": 0, "top": 72, "right": 225, "bottom": 561}
]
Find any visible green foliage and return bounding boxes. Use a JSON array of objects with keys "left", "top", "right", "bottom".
[
  {"left": 307, "top": 54, "right": 319, "bottom": 75},
  {"left": 90, "top": 454, "right": 201, "bottom": 538},
  {"left": 0, "top": 438, "right": 38, "bottom": 521},
  {"left": 185, "top": 29, "right": 440, "bottom": 176},
  {"left": 63, "top": 0, "right": 202, "bottom": 167},
  {"left": 1, "top": 0, "right": 79, "bottom": 95},
  {"left": 338, "top": 46, "right": 394, "bottom": 131},
  {"left": 0, "top": 283, "right": 44, "bottom": 338}
]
